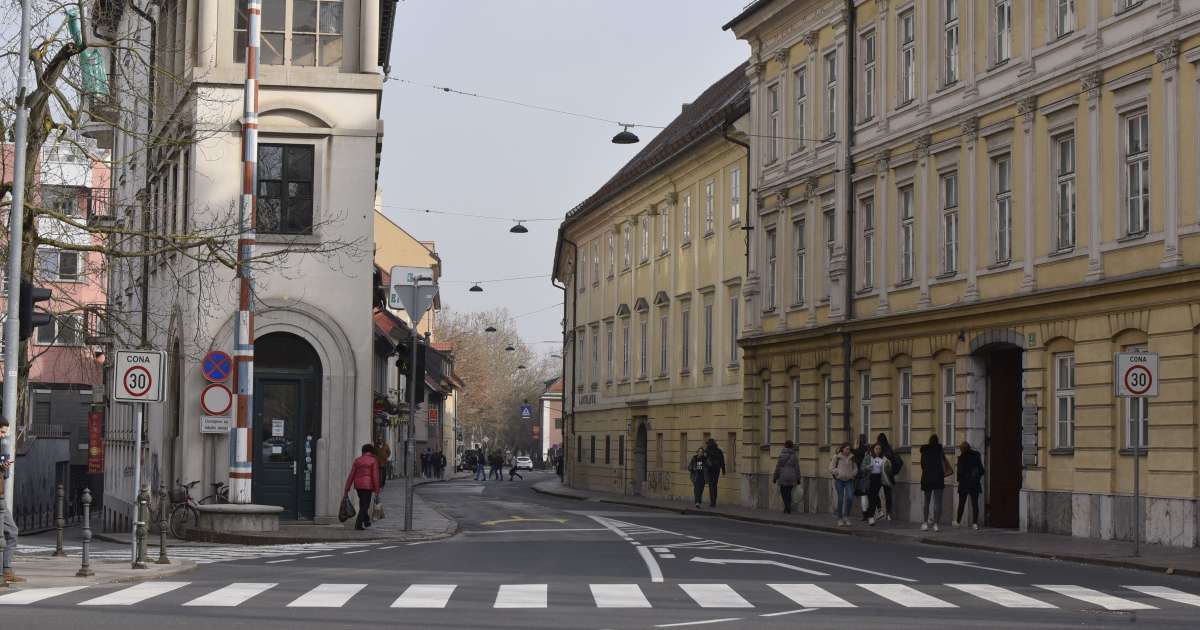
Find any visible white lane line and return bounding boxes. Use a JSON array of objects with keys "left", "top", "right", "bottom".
[
  {"left": 265, "top": 559, "right": 296, "bottom": 564},
  {"left": 343, "top": 550, "right": 370, "bottom": 555},
  {"left": 637, "top": 546, "right": 665, "bottom": 583},
  {"left": 653, "top": 547, "right": 670, "bottom": 553},
  {"left": 760, "top": 608, "right": 817, "bottom": 617},
  {"left": 660, "top": 554, "right": 676, "bottom": 559},
  {"left": 946, "top": 584, "right": 1056, "bottom": 609},
  {"left": 378, "top": 546, "right": 400, "bottom": 550},
  {"left": 590, "top": 584, "right": 652, "bottom": 608},
  {"left": 0, "top": 586, "right": 89, "bottom": 605},
  {"left": 305, "top": 554, "right": 334, "bottom": 560},
  {"left": 655, "top": 618, "right": 744, "bottom": 628},
  {"left": 392, "top": 585, "right": 457, "bottom": 608},
  {"left": 1036, "top": 585, "right": 1156, "bottom": 611},
  {"left": 769, "top": 584, "right": 856, "bottom": 608},
  {"left": 183, "top": 583, "right": 277, "bottom": 607},
  {"left": 494, "top": 584, "right": 548, "bottom": 608},
  {"left": 466, "top": 528, "right": 608, "bottom": 534},
  {"left": 1125, "top": 586, "right": 1200, "bottom": 607},
  {"left": 287, "top": 584, "right": 367, "bottom": 608},
  {"left": 79, "top": 582, "right": 190, "bottom": 606},
  {"left": 679, "top": 584, "right": 754, "bottom": 608},
  {"left": 858, "top": 584, "right": 957, "bottom": 608}
]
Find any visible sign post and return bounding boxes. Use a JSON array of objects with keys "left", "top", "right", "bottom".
[
  {"left": 1114, "top": 351, "right": 1158, "bottom": 557},
  {"left": 389, "top": 266, "right": 437, "bottom": 532},
  {"left": 113, "top": 350, "right": 166, "bottom": 564}
]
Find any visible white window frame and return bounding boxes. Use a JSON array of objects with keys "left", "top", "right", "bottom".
[
  {"left": 682, "top": 194, "right": 692, "bottom": 244},
  {"left": 591, "top": 327, "right": 599, "bottom": 386},
  {"left": 35, "top": 313, "right": 84, "bottom": 346},
  {"left": 640, "top": 215, "right": 650, "bottom": 262},
  {"left": 622, "top": 225, "right": 632, "bottom": 269},
  {"left": 793, "top": 66, "right": 807, "bottom": 153},
  {"left": 730, "top": 168, "right": 741, "bottom": 222},
  {"left": 899, "top": 186, "right": 915, "bottom": 283},
  {"left": 1054, "top": 0, "right": 1076, "bottom": 38},
  {"left": 703, "top": 302, "right": 714, "bottom": 369},
  {"left": 621, "top": 319, "right": 630, "bottom": 379},
  {"left": 824, "top": 50, "right": 838, "bottom": 137},
  {"left": 792, "top": 219, "right": 806, "bottom": 305},
  {"left": 729, "top": 296, "right": 739, "bottom": 366},
  {"left": 823, "top": 208, "right": 835, "bottom": 299},
  {"left": 859, "top": 197, "right": 874, "bottom": 290},
  {"left": 941, "top": 365, "right": 955, "bottom": 444},
  {"left": 1116, "top": 0, "right": 1144, "bottom": 15},
  {"left": 899, "top": 10, "right": 916, "bottom": 104},
  {"left": 992, "top": 155, "right": 1013, "bottom": 263},
  {"left": 37, "top": 248, "right": 81, "bottom": 282},
  {"left": 860, "top": 30, "right": 876, "bottom": 122},
  {"left": 1123, "top": 110, "right": 1150, "bottom": 236},
  {"left": 607, "top": 233, "right": 615, "bottom": 277},
  {"left": 941, "top": 172, "right": 959, "bottom": 274},
  {"left": 680, "top": 306, "right": 691, "bottom": 372},
  {"left": 638, "top": 315, "right": 648, "bottom": 378},
  {"left": 235, "top": 0, "right": 346, "bottom": 68},
  {"left": 704, "top": 181, "right": 715, "bottom": 235},
  {"left": 591, "top": 242, "right": 600, "bottom": 286},
  {"left": 791, "top": 378, "right": 802, "bottom": 443},
  {"left": 1054, "top": 134, "right": 1077, "bottom": 251},
  {"left": 606, "top": 323, "right": 614, "bottom": 381},
  {"left": 767, "top": 82, "right": 782, "bottom": 163},
  {"left": 994, "top": 0, "right": 1012, "bottom": 65},
  {"left": 1054, "top": 353, "right": 1075, "bottom": 448},
  {"left": 765, "top": 227, "right": 778, "bottom": 310},
  {"left": 943, "top": 0, "right": 959, "bottom": 86},
  {"left": 899, "top": 368, "right": 913, "bottom": 446},
  {"left": 659, "top": 211, "right": 669, "bottom": 255},
  {"left": 658, "top": 313, "right": 669, "bottom": 377},
  {"left": 859, "top": 370, "right": 872, "bottom": 438}
]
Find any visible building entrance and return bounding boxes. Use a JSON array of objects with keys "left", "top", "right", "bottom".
[
  {"left": 633, "top": 419, "right": 648, "bottom": 495},
  {"left": 252, "top": 333, "right": 322, "bottom": 520},
  {"left": 980, "top": 345, "right": 1022, "bottom": 528}
]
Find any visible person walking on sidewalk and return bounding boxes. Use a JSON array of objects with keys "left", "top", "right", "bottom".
[
  {"left": 344, "top": 443, "right": 381, "bottom": 531},
  {"left": 703, "top": 439, "right": 726, "bottom": 507},
  {"left": 955, "top": 441, "right": 985, "bottom": 530},
  {"left": 851, "top": 434, "right": 872, "bottom": 521},
  {"left": 875, "top": 432, "right": 902, "bottom": 521},
  {"left": 688, "top": 448, "right": 707, "bottom": 508},
  {"left": 373, "top": 437, "right": 391, "bottom": 489},
  {"left": 864, "top": 444, "right": 893, "bottom": 526},
  {"left": 919, "top": 434, "right": 953, "bottom": 532},
  {"left": 1, "top": 419, "right": 22, "bottom": 584},
  {"left": 773, "top": 440, "right": 801, "bottom": 514},
  {"left": 829, "top": 442, "right": 858, "bottom": 526}
]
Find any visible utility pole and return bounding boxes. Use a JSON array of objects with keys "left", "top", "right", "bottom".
[{"left": 2, "top": 0, "right": 33, "bottom": 502}]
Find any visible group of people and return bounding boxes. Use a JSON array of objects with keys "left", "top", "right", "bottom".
[
  {"left": 420, "top": 448, "right": 448, "bottom": 480},
  {"left": 687, "top": 439, "right": 727, "bottom": 508},
  {"left": 775, "top": 429, "right": 985, "bottom": 530},
  {"left": 466, "top": 449, "right": 525, "bottom": 482}
]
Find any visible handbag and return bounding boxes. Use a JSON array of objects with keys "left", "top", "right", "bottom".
[
  {"left": 371, "top": 496, "right": 385, "bottom": 521},
  {"left": 338, "top": 493, "right": 356, "bottom": 523}
]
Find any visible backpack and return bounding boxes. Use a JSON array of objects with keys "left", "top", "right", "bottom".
[{"left": 889, "top": 452, "right": 904, "bottom": 477}]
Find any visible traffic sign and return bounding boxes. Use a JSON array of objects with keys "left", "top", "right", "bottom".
[
  {"left": 520, "top": 404, "right": 533, "bottom": 420},
  {"left": 113, "top": 350, "right": 166, "bottom": 402},
  {"left": 1115, "top": 352, "right": 1159, "bottom": 398},
  {"left": 388, "top": 265, "right": 438, "bottom": 327},
  {"left": 200, "top": 416, "right": 233, "bottom": 434},
  {"left": 201, "top": 383, "right": 233, "bottom": 416},
  {"left": 202, "top": 350, "right": 233, "bottom": 382}
]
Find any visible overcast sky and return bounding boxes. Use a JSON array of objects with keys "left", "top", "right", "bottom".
[{"left": 379, "top": 0, "right": 749, "bottom": 357}]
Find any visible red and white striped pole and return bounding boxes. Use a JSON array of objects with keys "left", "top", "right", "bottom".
[{"left": 230, "top": 0, "right": 261, "bottom": 504}]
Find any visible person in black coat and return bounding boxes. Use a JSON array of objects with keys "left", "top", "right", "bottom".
[
  {"left": 955, "top": 441, "right": 985, "bottom": 529},
  {"left": 919, "top": 434, "right": 952, "bottom": 531},
  {"left": 703, "top": 439, "right": 726, "bottom": 507},
  {"left": 875, "top": 432, "right": 902, "bottom": 521},
  {"left": 852, "top": 434, "right": 871, "bottom": 521}
]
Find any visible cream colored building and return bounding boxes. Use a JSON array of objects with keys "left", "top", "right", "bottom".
[
  {"left": 553, "top": 66, "right": 751, "bottom": 502},
  {"left": 725, "top": 0, "right": 1200, "bottom": 546}
]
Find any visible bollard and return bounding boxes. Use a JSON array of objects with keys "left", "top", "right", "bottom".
[
  {"left": 76, "top": 488, "right": 94, "bottom": 577},
  {"left": 53, "top": 483, "right": 66, "bottom": 557},
  {"left": 132, "top": 485, "right": 148, "bottom": 569},
  {"left": 156, "top": 481, "right": 170, "bottom": 564}
]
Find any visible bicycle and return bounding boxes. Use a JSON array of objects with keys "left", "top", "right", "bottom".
[
  {"left": 199, "top": 481, "right": 229, "bottom": 505},
  {"left": 167, "top": 480, "right": 201, "bottom": 538}
]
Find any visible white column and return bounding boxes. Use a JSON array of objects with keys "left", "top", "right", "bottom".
[
  {"left": 875, "top": 151, "right": 891, "bottom": 314},
  {"left": 964, "top": 0, "right": 977, "bottom": 95},
  {"left": 917, "top": 0, "right": 929, "bottom": 113},
  {"left": 1084, "top": 0, "right": 1102, "bottom": 52},
  {"left": 876, "top": 1, "right": 889, "bottom": 132},
  {"left": 1020, "top": 97, "right": 1036, "bottom": 290},
  {"left": 805, "top": 31, "right": 818, "bottom": 152},
  {"left": 962, "top": 117, "right": 980, "bottom": 300},
  {"left": 806, "top": 180, "right": 818, "bottom": 327},
  {"left": 360, "top": 0, "right": 380, "bottom": 73},
  {"left": 1084, "top": 71, "right": 1104, "bottom": 281},
  {"left": 1158, "top": 41, "right": 1182, "bottom": 267},
  {"left": 1019, "top": 0, "right": 1035, "bottom": 78},
  {"left": 196, "top": 0, "right": 219, "bottom": 68},
  {"left": 916, "top": 135, "right": 931, "bottom": 307}
]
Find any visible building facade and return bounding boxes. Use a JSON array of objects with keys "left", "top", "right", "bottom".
[
  {"left": 726, "top": 0, "right": 1200, "bottom": 546},
  {"left": 554, "top": 66, "right": 751, "bottom": 502}
]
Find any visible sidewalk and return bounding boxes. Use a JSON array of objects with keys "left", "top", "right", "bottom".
[
  {"left": 532, "top": 478, "right": 1200, "bottom": 578},
  {"left": 5, "top": 555, "right": 196, "bottom": 589}
]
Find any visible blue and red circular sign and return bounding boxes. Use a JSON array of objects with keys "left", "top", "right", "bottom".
[{"left": 202, "top": 350, "right": 233, "bottom": 383}]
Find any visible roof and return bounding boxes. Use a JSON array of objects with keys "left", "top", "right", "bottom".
[
  {"left": 722, "top": 0, "right": 772, "bottom": 31},
  {"left": 373, "top": 308, "right": 410, "bottom": 346},
  {"left": 431, "top": 342, "right": 453, "bottom": 352},
  {"left": 379, "top": 0, "right": 400, "bottom": 73},
  {"left": 563, "top": 63, "right": 750, "bottom": 224}
]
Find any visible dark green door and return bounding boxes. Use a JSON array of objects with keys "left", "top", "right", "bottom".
[{"left": 253, "top": 378, "right": 303, "bottom": 518}]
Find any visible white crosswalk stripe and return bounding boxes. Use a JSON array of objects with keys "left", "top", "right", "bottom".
[
  {"left": 287, "top": 583, "right": 367, "bottom": 608},
  {"left": 768, "top": 583, "right": 855, "bottom": 608},
  {"left": 946, "top": 584, "right": 1056, "bottom": 609},
  {"left": 0, "top": 586, "right": 89, "bottom": 605},
  {"left": 494, "top": 584, "right": 548, "bottom": 608},
  {"left": 392, "top": 585, "right": 457, "bottom": 608},
  {"left": 680, "top": 583, "right": 754, "bottom": 608},
  {"left": 858, "top": 583, "right": 956, "bottom": 608},
  {"left": 1124, "top": 586, "right": 1200, "bottom": 607},
  {"left": 1036, "top": 585, "right": 1157, "bottom": 611},
  {"left": 78, "top": 582, "right": 190, "bottom": 606},
  {"left": 183, "top": 583, "right": 277, "bottom": 607},
  {"left": 15, "top": 542, "right": 377, "bottom": 565},
  {"left": 590, "top": 584, "right": 652, "bottom": 608}
]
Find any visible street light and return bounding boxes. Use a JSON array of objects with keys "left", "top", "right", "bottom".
[
  {"left": 505, "top": 345, "right": 515, "bottom": 352},
  {"left": 469, "top": 283, "right": 483, "bottom": 292},
  {"left": 612, "top": 124, "right": 639, "bottom": 144},
  {"left": 484, "top": 325, "right": 497, "bottom": 333},
  {"left": 510, "top": 221, "right": 528, "bottom": 234},
  {"left": 517, "top": 365, "right": 526, "bottom": 370}
]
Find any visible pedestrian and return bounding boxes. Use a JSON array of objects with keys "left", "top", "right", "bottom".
[
  {"left": 436, "top": 451, "right": 447, "bottom": 479},
  {"left": 875, "top": 432, "right": 902, "bottom": 521},
  {"left": 919, "top": 434, "right": 954, "bottom": 532},
  {"left": 829, "top": 442, "right": 858, "bottom": 526},
  {"left": 508, "top": 457, "right": 523, "bottom": 481},
  {"left": 555, "top": 454, "right": 564, "bottom": 480},
  {"left": 851, "top": 434, "right": 871, "bottom": 521},
  {"left": 374, "top": 436, "right": 391, "bottom": 489},
  {"left": 1, "top": 419, "right": 22, "bottom": 584},
  {"left": 955, "top": 441, "right": 985, "bottom": 530},
  {"left": 343, "top": 443, "right": 381, "bottom": 531},
  {"left": 420, "top": 450, "right": 430, "bottom": 478},
  {"left": 489, "top": 452, "right": 503, "bottom": 480},
  {"left": 773, "top": 440, "right": 801, "bottom": 514},
  {"left": 474, "top": 450, "right": 486, "bottom": 481},
  {"left": 864, "top": 444, "right": 893, "bottom": 526},
  {"left": 687, "top": 447, "right": 707, "bottom": 508},
  {"left": 703, "top": 439, "right": 726, "bottom": 507}
]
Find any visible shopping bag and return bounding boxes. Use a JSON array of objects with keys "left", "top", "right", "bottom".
[
  {"left": 338, "top": 493, "right": 356, "bottom": 523},
  {"left": 371, "top": 496, "right": 385, "bottom": 522}
]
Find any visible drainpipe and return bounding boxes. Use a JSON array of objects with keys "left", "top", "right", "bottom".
[
  {"left": 840, "top": 0, "right": 857, "bottom": 442},
  {"left": 553, "top": 226, "right": 578, "bottom": 486},
  {"left": 129, "top": 0, "right": 156, "bottom": 348}
]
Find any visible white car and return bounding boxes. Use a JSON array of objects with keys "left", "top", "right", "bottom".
[{"left": 514, "top": 456, "right": 534, "bottom": 471}]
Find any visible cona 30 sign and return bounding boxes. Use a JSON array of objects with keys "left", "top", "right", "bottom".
[
  {"left": 1114, "top": 352, "right": 1159, "bottom": 398},
  {"left": 113, "top": 350, "right": 167, "bottom": 403}
]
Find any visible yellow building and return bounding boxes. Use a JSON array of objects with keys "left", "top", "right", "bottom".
[
  {"left": 725, "top": 0, "right": 1200, "bottom": 546},
  {"left": 553, "top": 66, "right": 752, "bottom": 503}
]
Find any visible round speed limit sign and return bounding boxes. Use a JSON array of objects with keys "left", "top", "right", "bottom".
[
  {"left": 113, "top": 350, "right": 167, "bottom": 402},
  {"left": 1115, "top": 352, "right": 1159, "bottom": 398}
]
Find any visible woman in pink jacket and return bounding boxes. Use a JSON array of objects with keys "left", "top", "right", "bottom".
[{"left": 344, "top": 444, "right": 381, "bottom": 530}]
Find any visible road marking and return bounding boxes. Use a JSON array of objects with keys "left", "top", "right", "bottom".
[
  {"left": 637, "top": 546, "right": 665, "bottom": 583},
  {"left": 79, "top": 582, "right": 190, "bottom": 606},
  {"left": 590, "top": 584, "right": 652, "bottom": 608},
  {"left": 0, "top": 586, "right": 89, "bottom": 605},
  {"left": 343, "top": 550, "right": 370, "bottom": 555},
  {"left": 760, "top": 608, "right": 817, "bottom": 617},
  {"left": 466, "top": 528, "right": 607, "bottom": 534},
  {"left": 480, "top": 515, "right": 568, "bottom": 526},
  {"left": 768, "top": 583, "right": 856, "bottom": 608},
  {"left": 919, "top": 556, "right": 1024, "bottom": 575},
  {"left": 858, "top": 584, "right": 957, "bottom": 608},
  {"left": 1125, "top": 586, "right": 1200, "bottom": 607},
  {"left": 378, "top": 546, "right": 400, "bottom": 550},
  {"left": 306, "top": 554, "right": 334, "bottom": 559},
  {"left": 392, "top": 584, "right": 457, "bottom": 608},
  {"left": 654, "top": 617, "right": 743, "bottom": 627},
  {"left": 494, "top": 584, "right": 548, "bottom": 608},
  {"left": 1036, "top": 585, "right": 1156, "bottom": 611},
  {"left": 946, "top": 584, "right": 1056, "bottom": 608},
  {"left": 680, "top": 584, "right": 754, "bottom": 608},
  {"left": 287, "top": 584, "right": 367, "bottom": 608},
  {"left": 265, "top": 559, "right": 296, "bottom": 564},
  {"left": 660, "top": 554, "right": 676, "bottom": 559},
  {"left": 690, "top": 557, "right": 828, "bottom": 576},
  {"left": 183, "top": 583, "right": 277, "bottom": 607}
]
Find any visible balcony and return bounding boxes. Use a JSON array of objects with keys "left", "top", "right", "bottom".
[
  {"left": 85, "top": 186, "right": 115, "bottom": 227},
  {"left": 83, "top": 304, "right": 114, "bottom": 347}
]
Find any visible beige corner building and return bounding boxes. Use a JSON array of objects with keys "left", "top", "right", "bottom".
[
  {"left": 553, "top": 67, "right": 752, "bottom": 502},
  {"left": 725, "top": 0, "right": 1200, "bottom": 546}
]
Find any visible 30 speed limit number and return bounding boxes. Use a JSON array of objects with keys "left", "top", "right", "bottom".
[
  {"left": 1115, "top": 352, "right": 1159, "bottom": 398},
  {"left": 113, "top": 350, "right": 167, "bottom": 403}
]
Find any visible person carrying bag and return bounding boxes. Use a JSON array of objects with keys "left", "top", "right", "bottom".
[{"left": 343, "top": 444, "right": 381, "bottom": 530}]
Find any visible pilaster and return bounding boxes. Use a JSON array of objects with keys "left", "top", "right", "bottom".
[
  {"left": 1083, "top": 70, "right": 1104, "bottom": 282},
  {"left": 1157, "top": 41, "right": 1182, "bottom": 268},
  {"left": 360, "top": 0, "right": 380, "bottom": 72},
  {"left": 875, "top": 149, "right": 891, "bottom": 315},
  {"left": 1019, "top": 96, "right": 1037, "bottom": 291},
  {"left": 915, "top": 134, "right": 932, "bottom": 308},
  {"left": 961, "top": 117, "right": 980, "bottom": 301}
]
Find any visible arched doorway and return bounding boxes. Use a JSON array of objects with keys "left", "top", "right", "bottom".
[
  {"left": 253, "top": 333, "right": 323, "bottom": 520},
  {"left": 633, "top": 418, "right": 648, "bottom": 496},
  {"left": 970, "top": 331, "right": 1024, "bottom": 529}
]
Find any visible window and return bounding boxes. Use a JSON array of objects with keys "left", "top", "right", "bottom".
[
  {"left": 793, "top": 219, "right": 806, "bottom": 305},
  {"left": 765, "top": 228, "right": 778, "bottom": 310},
  {"left": 728, "top": 297, "right": 739, "bottom": 366},
  {"left": 1124, "top": 111, "right": 1150, "bottom": 236},
  {"left": 941, "top": 365, "right": 956, "bottom": 445},
  {"left": 680, "top": 433, "right": 689, "bottom": 471},
  {"left": 822, "top": 374, "right": 833, "bottom": 445},
  {"left": 621, "top": 320, "right": 630, "bottom": 379},
  {"left": 899, "top": 368, "right": 913, "bottom": 446},
  {"left": 860, "top": 198, "right": 874, "bottom": 289},
  {"left": 577, "top": 436, "right": 582, "bottom": 462},
  {"left": 943, "top": 0, "right": 959, "bottom": 86},
  {"left": 1054, "top": 353, "right": 1075, "bottom": 448},
  {"left": 1054, "top": 135, "right": 1077, "bottom": 250},
  {"left": 824, "top": 51, "right": 838, "bottom": 136},
  {"left": 730, "top": 168, "right": 741, "bottom": 221},
  {"left": 941, "top": 173, "right": 959, "bottom": 274},
  {"left": 791, "top": 378, "right": 802, "bottom": 442},
  {"left": 257, "top": 144, "right": 314, "bottom": 234},
  {"left": 992, "top": 156, "right": 1013, "bottom": 263},
  {"left": 900, "top": 10, "right": 915, "bottom": 104},
  {"left": 592, "top": 242, "right": 600, "bottom": 285},
  {"left": 619, "top": 435, "right": 626, "bottom": 466},
  {"left": 659, "top": 211, "right": 669, "bottom": 254},
  {"left": 37, "top": 249, "right": 80, "bottom": 282},
  {"left": 591, "top": 328, "right": 599, "bottom": 387},
  {"left": 640, "top": 215, "right": 650, "bottom": 262},
  {"left": 761, "top": 381, "right": 772, "bottom": 442},
  {"left": 767, "top": 83, "right": 781, "bottom": 163},
  {"left": 703, "top": 302, "right": 714, "bottom": 369},
  {"left": 606, "top": 323, "right": 614, "bottom": 380},
  {"left": 1117, "top": 0, "right": 1144, "bottom": 14},
  {"left": 658, "top": 313, "right": 669, "bottom": 376},
  {"left": 682, "top": 194, "right": 692, "bottom": 244},
  {"left": 577, "top": 333, "right": 586, "bottom": 385},
  {"left": 43, "top": 186, "right": 81, "bottom": 217},
  {"left": 793, "top": 67, "right": 807, "bottom": 152},
  {"left": 590, "top": 436, "right": 596, "bottom": 464},
  {"left": 1055, "top": 0, "right": 1075, "bottom": 38},
  {"left": 860, "top": 31, "right": 876, "bottom": 122},
  {"left": 622, "top": 225, "right": 632, "bottom": 269},
  {"left": 656, "top": 433, "right": 663, "bottom": 467},
  {"left": 37, "top": 314, "right": 84, "bottom": 346},
  {"left": 607, "top": 233, "right": 615, "bottom": 277},
  {"left": 639, "top": 315, "right": 648, "bottom": 378},
  {"left": 680, "top": 306, "right": 691, "bottom": 371},
  {"left": 704, "top": 181, "right": 715, "bottom": 234},
  {"left": 859, "top": 371, "right": 872, "bottom": 438},
  {"left": 604, "top": 435, "right": 611, "bottom": 464},
  {"left": 823, "top": 208, "right": 835, "bottom": 298},
  {"left": 1125, "top": 346, "right": 1149, "bottom": 448},
  {"left": 899, "top": 187, "right": 915, "bottom": 282},
  {"left": 236, "top": 0, "right": 343, "bottom": 67},
  {"left": 994, "top": 0, "right": 1012, "bottom": 64}
]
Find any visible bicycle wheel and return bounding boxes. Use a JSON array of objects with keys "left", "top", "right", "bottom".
[{"left": 168, "top": 505, "right": 194, "bottom": 538}]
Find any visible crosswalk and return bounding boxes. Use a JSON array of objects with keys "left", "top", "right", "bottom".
[
  {"left": 16, "top": 541, "right": 377, "bottom": 565},
  {"left": 2, "top": 581, "right": 1199, "bottom": 612}
]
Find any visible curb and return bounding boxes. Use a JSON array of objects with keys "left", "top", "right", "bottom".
[
  {"left": 531, "top": 483, "right": 1193, "bottom": 578},
  {"left": 8, "top": 559, "right": 199, "bottom": 590}
]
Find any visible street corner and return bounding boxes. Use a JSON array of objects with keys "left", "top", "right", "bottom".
[{"left": 6, "top": 556, "right": 198, "bottom": 590}]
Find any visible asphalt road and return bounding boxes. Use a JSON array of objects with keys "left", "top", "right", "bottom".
[{"left": 3, "top": 471, "right": 1199, "bottom": 629}]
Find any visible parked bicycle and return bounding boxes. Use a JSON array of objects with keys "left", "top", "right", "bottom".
[{"left": 166, "top": 480, "right": 229, "bottom": 538}]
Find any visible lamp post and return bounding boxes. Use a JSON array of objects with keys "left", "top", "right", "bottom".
[{"left": 403, "top": 274, "right": 433, "bottom": 532}]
